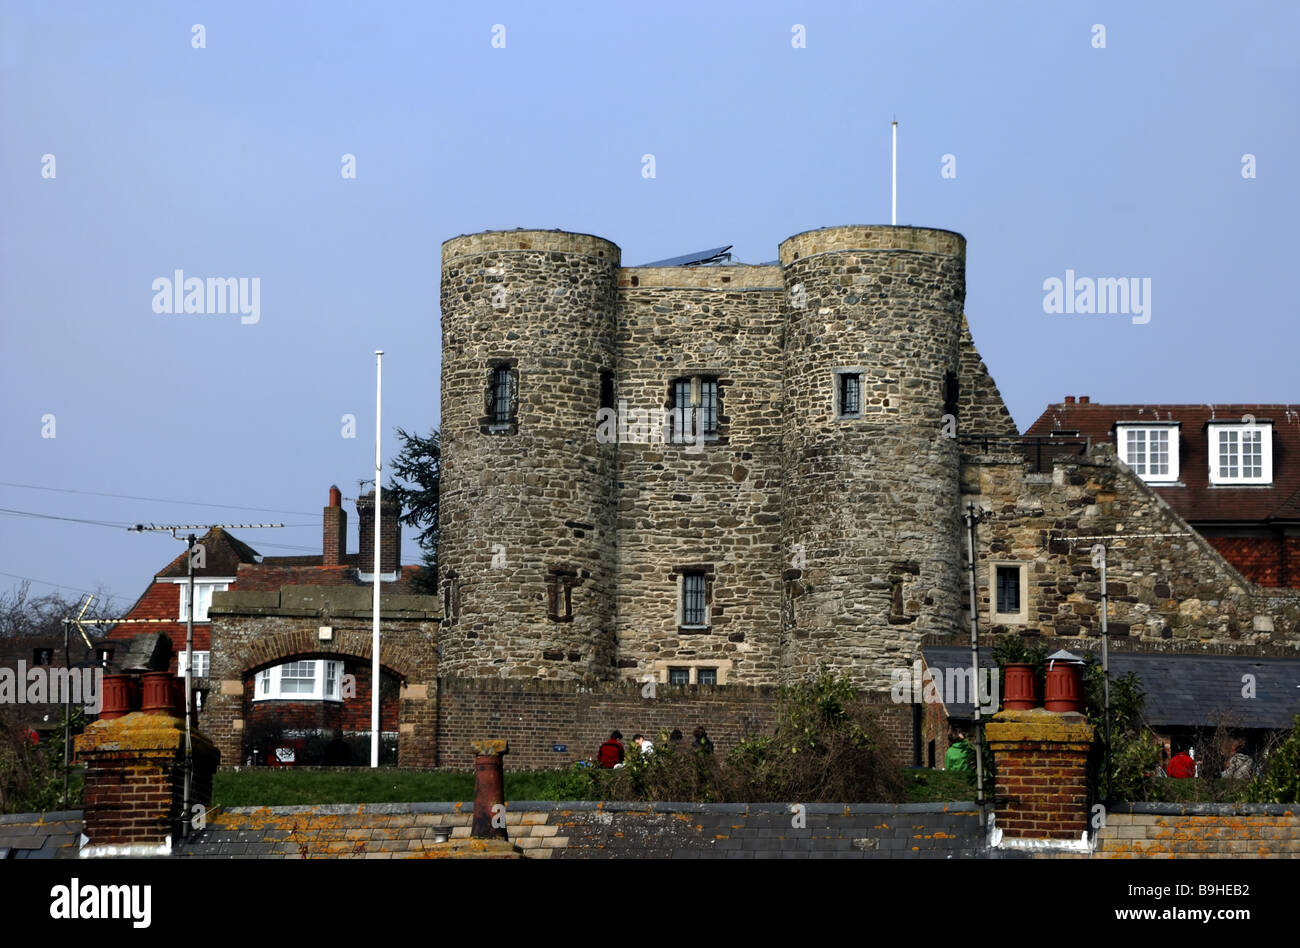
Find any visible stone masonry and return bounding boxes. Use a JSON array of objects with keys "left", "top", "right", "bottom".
[
  {"left": 439, "top": 226, "right": 1013, "bottom": 689},
  {"left": 436, "top": 225, "right": 1300, "bottom": 695}
]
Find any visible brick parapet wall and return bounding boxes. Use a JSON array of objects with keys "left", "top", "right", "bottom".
[
  {"left": 1091, "top": 802, "right": 1300, "bottom": 858},
  {"left": 174, "top": 801, "right": 984, "bottom": 859},
  {"left": 19, "top": 800, "right": 1300, "bottom": 859}
]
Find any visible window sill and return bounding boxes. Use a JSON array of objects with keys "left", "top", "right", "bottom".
[{"left": 678, "top": 625, "right": 711, "bottom": 633}]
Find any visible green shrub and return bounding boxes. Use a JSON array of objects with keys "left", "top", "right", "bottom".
[
  {"left": 592, "top": 669, "right": 904, "bottom": 803},
  {"left": 1242, "top": 716, "right": 1300, "bottom": 804}
]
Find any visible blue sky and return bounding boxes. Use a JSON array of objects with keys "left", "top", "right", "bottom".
[{"left": 2, "top": 1, "right": 1297, "bottom": 605}]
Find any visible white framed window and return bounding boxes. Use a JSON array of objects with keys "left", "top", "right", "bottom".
[
  {"left": 1208, "top": 422, "right": 1272, "bottom": 485},
  {"left": 988, "top": 562, "right": 1028, "bottom": 624},
  {"left": 177, "top": 650, "right": 210, "bottom": 678},
  {"left": 1116, "top": 424, "right": 1179, "bottom": 483},
  {"left": 176, "top": 580, "right": 231, "bottom": 622},
  {"left": 254, "top": 659, "right": 345, "bottom": 702}
]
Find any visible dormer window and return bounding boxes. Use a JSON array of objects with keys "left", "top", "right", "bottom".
[
  {"left": 1116, "top": 423, "right": 1179, "bottom": 483},
  {"left": 1208, "top": 421, "right": 1273, "bottom": 485},
  {"left": 177, "top": 580, "right": 230, "bottom": 622}
]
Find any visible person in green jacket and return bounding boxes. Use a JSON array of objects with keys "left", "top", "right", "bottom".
[{"left": 945, "top": 727, "right": 972, "bottom": 772}]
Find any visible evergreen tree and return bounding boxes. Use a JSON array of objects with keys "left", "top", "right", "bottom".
[{"left": 385, "top": 427, "right": 439, "bottom": 594}]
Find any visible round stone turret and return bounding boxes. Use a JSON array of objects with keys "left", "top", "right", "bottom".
[
  {"left": 439, "top": 230, "right": 620, "bottom": 679},
  {"left": 778, "top": 226, "right": 967, "bottom": 689}
]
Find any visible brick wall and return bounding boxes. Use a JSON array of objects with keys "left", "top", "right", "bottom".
[
  {"left": 1205, "top": 535, "right": 1300, "bottom": 588},
  {"left": 1091, "top": 803, "right": 1300, "bottom": 857},
  {"left": 433, "top": 678, "right": 915, "bottom": 769}
]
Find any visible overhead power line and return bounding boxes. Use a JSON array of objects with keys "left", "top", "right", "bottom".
[
  {"left": 0, "top": 481, "right": 316, "bottom": 518},
  {"left": 0, "top": 506, "right": 133, "bottom": 529},
  {"left": 0, "top": 570, "right": 105, "bottom": 597}
]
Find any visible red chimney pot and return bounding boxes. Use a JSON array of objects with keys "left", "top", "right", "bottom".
[{"left": 1064, "top": 396, "right": 1075, "bottom": 405}]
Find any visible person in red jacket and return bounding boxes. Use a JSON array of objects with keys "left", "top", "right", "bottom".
[
  {"left": 1166, "top": 746, "right": 1196, "bottom": 778},
  {"left": 597, "top": 730, "right": 625, "bottom": 768}
]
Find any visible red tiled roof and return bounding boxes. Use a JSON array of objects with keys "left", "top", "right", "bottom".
[
  {"left": 106, "top": 580, "right": 211, "bottom": 652},
  {"left": 1025, "top": 402, "right": 1300, "bottom": 524}
]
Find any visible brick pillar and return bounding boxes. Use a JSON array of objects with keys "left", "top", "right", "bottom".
[
  {"left": 75, "top": 712, "right": 220, "bottom": 856},
  {"left": 985, "top": 708, "right": 1093, "bottom": 842}
]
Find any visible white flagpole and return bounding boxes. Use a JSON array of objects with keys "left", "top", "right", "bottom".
[
  {"left": 891, "top": 118, "right": 898, "bottom": 226},
  {"left": 372, "top": 350, "right": 383, "bottom": 768}
]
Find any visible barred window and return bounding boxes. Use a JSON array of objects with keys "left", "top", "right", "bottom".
[
  {"left": 670, "top": 378, "right": 692, "bottom": 442},
  {"left": 700, "top": 379, "right": 718, "bottom": 437},
  {"left": 488, "top": 366, "right": 513, "bottom": 427},
  {"left": 682, "top": 572, "right": 707, "bottom": 627},
  {"left": 667, "top": 376, "right": 722, "bottom": 443},
  {"left": 838, "top": 372, "right": 862, "bottom": 418},
  {"left": 697, "top": 667, "right": 718, "bottom": 686},
  {"left": 668, "top": 668, "right": 690, "bottom": 685}
]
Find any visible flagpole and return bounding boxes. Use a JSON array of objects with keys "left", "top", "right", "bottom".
[
  {"left": 891, "top": 118, "right": 898, "bottom": 225},
  {"left": 372, "top": 350, "right": 383, "bottom": 768}
]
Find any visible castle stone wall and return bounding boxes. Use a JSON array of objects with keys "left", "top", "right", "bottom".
[{"left": 778, "top": 226, "right": 967, "bottom": 688}]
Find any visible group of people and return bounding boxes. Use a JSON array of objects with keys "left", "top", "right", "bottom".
[
  {"left": 1158, "top": 734, "right": 1254, "bottom": 779},
  {"left": 942, "top": 726, "right": 1258, "bottom": 780},
  {"left": 595, "top": 726, "right": 714, "bottom": 768}
]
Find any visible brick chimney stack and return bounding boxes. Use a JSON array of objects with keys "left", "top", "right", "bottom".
[
  {"left": 323, "top": 485, "right": 347, "bottom": 566},
  {"left": 357, "top": 489, "right": 401, "bottom": 575}
]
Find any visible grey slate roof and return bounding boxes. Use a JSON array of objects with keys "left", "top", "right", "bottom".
[
  {"left": 921, "top": 645, "right": 1300, "bottom": 729},
  {"left": 0, "top": 811, "right": 83, "bottom": 859}
]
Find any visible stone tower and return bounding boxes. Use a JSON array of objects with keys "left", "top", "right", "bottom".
[
  {"left": 777, "top": 226, "right": 967, "bottom": 688},
  {"left": 438, "top": 231, "right": 620, "bottom": 679}
]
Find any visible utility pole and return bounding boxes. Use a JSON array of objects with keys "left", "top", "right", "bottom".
[
  {"left": 1092, "top": 543, "right": 1113, "bottom": 805},
  {"left": 962, "top": 503, "right": 988, "bottom": 837},
  {"left": 61, "top": 594, "right": 96, "bottom": 808},
  {"left": 129, "top": 521, "right": 282, "bottom": 836}
]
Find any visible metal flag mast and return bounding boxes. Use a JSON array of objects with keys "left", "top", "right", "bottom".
[
  {"left": 372, "top": 350, "right": 383, "bottom": 769},
  {"left": 891, "top": 117, "right": 899, "bottom": 226},
  {"left": 128, "top": 521, "right": 282, "bottom": 835}
]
